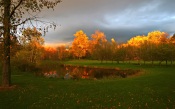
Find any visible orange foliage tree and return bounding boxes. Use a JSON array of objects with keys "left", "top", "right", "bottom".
[
  {"left": 90, "top": 30, "right": 107, "bottom": 46},
  {"left": 147, "top": 31, "right": 169, "bottom": 44},
  {"left": 69, "top": 30, "right": 175, "bottom": 65},
  {"left": 16, "top": 27, "right": 44, "bottom": 63},
  {"left": 90, "top": 30, "right": 109, "bottom": 62},
  {"left": 126, "top": 30, "right": 172, "bottom": 64},
  {"left": 13, "top": 28, "right": 45, "bottom": 71},
  {"left": 127, "top": 35, "right": 148, "bottom": 62},
  {"left": 57, "top": 46, "right": 69, "bottom": 61},
  {"left": 43, "top": 47, "right": 57, "bottom": 60}
]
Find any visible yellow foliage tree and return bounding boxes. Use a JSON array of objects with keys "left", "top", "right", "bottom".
[
  {"left": 127, "top": 35, "right": 147, "bottom": 47},
  {"left": 147, "top": 31, "right": 169, "bottom": 44},
  {"left": 71, "top": 30, "right": 89, "bottom": 59}
]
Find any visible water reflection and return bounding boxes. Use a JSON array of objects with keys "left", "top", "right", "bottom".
[
  {"left": 40, "top": 65, "right": 140, "bottom": 79},
  {"left": 44, "top": 70, "right": 58, "bottom": 78}
]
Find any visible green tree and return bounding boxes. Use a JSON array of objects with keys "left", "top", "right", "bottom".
[{"left": 0, "top": 0, "right": 61, "bottom": 87}]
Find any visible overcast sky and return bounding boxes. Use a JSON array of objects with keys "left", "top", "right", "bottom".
[{"left": 42, "top": 0, "right": 175, "bottom": 46}]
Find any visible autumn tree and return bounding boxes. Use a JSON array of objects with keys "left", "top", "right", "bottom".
[
  {"left": 13, "top": 27, "right": 44, "bottom": 71},
  {"left": 90, "top": 30, "right": 108, "bottom": 62},
  {"left": 125, "top": 31, "right": 170, "bottom": 64},
  {"left": 0, "top": 0, "right": 61, "bottom": 87},
  {"left": 156, "top": 43, "right": 173, "bottom": 65},
  {"left": 127, "top": 35, "right": 148, "bottom": 62},
  {"left": 96, "top": 40, "right": 110, "bottom": 63},
  {"left": 169, "top": 34, "right": 175, "bottom": 45},
  {"left": 71, "top": 30, "right": 89, "bottom": 59},
  {"left": 110, "top": 38, "right": 118, "bottom": 63},
  {"left": 57, "top": 46, "right": 69, "bottom": 61},
  {"left": 43, "top": 47, "right": 57, "bottom": 60},
  {"left": 147, "top": 31, "right": 169, "bottom": 64},
  {"left": 18, "top": 27, "right": 44, "bottom": 63},
  {"left": 147, "top": 31, "right": 168, "bottom": 44},
  {"left": 168, "top": 35, "right": 175, "bottom": 64},
  {"left": 139, "top": 40, "right": 151, "bottom": 64},
  {"left": 115, "top": 44, "right": 128, "bottom": 63}
]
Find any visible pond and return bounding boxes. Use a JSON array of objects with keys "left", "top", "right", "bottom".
[{"left": 37, "top": 65, "right": 140, "bottom": 79}]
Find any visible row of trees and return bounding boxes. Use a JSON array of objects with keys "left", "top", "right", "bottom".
[
  {"left": 70, "top": 30, "right": 175, "bottom": 64},
  {"left": 4, "top": 29, "right": 174, "bottom": 67},
  {"left": 1, "top": 28, "right": 174, "bottom": 87},
  {"left": 26, "top": 29, "right": 174, "bottom": 65}
]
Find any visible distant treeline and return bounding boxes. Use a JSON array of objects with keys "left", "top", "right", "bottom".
[{"left": 1, "top": 29, "right": 175, "bottom": 72}]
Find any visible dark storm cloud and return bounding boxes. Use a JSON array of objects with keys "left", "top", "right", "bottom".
[{"left": 43, "top": 0, "right": 175, "bottom": 45}]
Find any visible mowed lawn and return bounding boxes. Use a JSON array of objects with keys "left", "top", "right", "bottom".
[{"left": 0, "top": 60, "right": 175, "bottom": 109}]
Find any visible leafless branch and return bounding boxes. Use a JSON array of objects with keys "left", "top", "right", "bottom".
[
  {"left": 12, "top": 18, "right": 31, "bottom": 27},
  {"left": 10, "top": 0, "right": 23, "bottom": 18}
]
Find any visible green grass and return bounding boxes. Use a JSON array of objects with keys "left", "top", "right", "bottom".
[{"left": 0, "top": 60, "right": 175, "bottom": 109}]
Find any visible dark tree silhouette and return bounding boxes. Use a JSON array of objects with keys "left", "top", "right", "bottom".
[{"left": 0, "top": 0, "right": 61, "bottom": 87}]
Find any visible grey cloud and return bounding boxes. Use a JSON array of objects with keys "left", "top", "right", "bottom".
[{"left": 43, "top": 0, "right": 175, "bottom": 45}]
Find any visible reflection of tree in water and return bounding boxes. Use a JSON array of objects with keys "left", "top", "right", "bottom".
[
  {"left": 71, "top": 67, "right": 82, "bottom": 79},
  {"left": 82, "top": 69, "right": 89, "bottom": 79},
  {"left": 41, "top": 65, "right": 140, "bottom": 79},
  {"left": 44, "top": 71, "right": 58, "bottom": 78}
]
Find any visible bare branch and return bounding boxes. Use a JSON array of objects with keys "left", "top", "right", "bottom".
[
  {"left": 12, "top": 18, "right": 31, "bottom": 27},
  {"left": 10, "top": 0, "right": 23, "bottom": 18}
]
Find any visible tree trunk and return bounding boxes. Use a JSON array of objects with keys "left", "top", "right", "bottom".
[{"left": 2, "top": 0, "right": 11, "bottom": 87}]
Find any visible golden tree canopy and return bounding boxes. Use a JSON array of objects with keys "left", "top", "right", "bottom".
[
  {"left": 127, "top": 35, "right": 147, "bottom": 47},
  {"left": 91, "top": 30, "right": 107, "bottom": 45},
  {"left": 71, "top": 30, "right": 89, "bottom": 58},
  {"left": 147, "top": 31, "right": 169, "bottom": 43}
]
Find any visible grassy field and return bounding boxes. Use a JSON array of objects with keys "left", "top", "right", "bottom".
[{"left": 0, "top": 60, "right": 175, "bottom": 109}]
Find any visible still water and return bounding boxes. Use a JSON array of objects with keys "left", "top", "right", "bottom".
[{"left": 38, "top": 65, "right": 140, "bottom": 79}]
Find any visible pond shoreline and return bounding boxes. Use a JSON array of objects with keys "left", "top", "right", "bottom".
[
  {"left": 38, "top": 63, "right": 141, "bottom": 79},
  {"left": 62, "top": 64, "right": 121, "bottom": 70}
]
